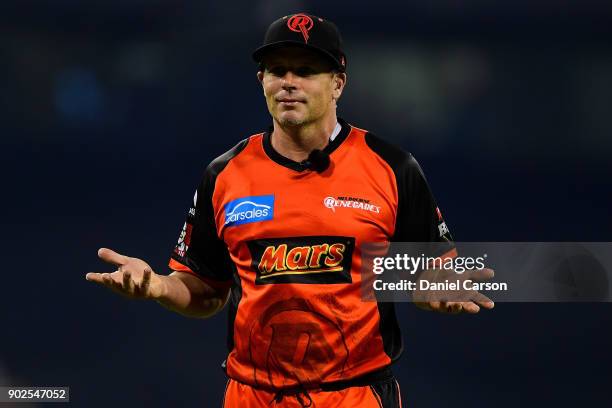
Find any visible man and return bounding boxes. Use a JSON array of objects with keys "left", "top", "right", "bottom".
[{"left": 86, "top": 13, "right": 493, "bottom": 407}]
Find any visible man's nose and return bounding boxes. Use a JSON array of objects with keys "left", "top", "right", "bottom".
[{"left": 281, "top": 71, "right": 298, "bottom": 90}]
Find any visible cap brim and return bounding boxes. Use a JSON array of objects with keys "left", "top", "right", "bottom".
[{"left": 252, "top": 41, "right": 344, "bottom": 72}]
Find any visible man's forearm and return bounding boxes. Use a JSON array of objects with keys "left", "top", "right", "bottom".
[{"left": 155, "top": 272, "right": 229, "bottom": 318}]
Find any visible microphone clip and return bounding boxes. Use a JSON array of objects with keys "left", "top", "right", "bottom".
[{"left": 303, "top": 149, "right": 330, "bottom": 173}]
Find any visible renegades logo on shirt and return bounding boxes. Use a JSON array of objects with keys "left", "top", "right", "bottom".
[{"left": 247, "top": 236, "right": 355, "bottom": 285}]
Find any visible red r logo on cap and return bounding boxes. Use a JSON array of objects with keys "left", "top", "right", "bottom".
[
  {"left": 436, "top": 207, "right": 443, "bottom": 221},
  {"left": 287, "top": 14, "right": 314, "bottom": 43}
]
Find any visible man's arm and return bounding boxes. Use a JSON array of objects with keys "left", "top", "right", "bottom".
[
  {"left": 86, "top": 248, "right": 230, "bottom": 318},
  {"left": 158, "top": 271, "right": 230, "bottom": 318}
]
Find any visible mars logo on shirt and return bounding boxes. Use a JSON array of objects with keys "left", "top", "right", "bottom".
[{"left": 247, "top": 236, "right": 355, "bottom": 285}]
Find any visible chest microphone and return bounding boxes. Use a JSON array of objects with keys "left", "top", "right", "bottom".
[{"left": 302, "top": 149, "right": 330, "bottom": 173}]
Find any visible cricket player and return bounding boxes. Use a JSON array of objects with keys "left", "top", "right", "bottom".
[{"left": 86, "top": 13, "right": 494, "bottom": 407}]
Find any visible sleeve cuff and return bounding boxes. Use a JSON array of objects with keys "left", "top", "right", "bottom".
[{"left": 168, "top": 258, "right": 233, "bottom": 290}]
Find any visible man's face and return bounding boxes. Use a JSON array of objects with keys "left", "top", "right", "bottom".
[{"left": 257, "top": 47, "right": 346, "bottom": 127}]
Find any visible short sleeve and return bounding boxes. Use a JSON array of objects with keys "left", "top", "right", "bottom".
[
  {"left": 169, "top": 167, "right": 234, "bottom": 288},
  {"left": 363, "top": 132, "right": 455, "bottom": 255},
  {"left": 393, "top": 154, "right": 456, "bottom": 259},
  {"left": 395, "top": 155, "right": 452, "bottom": 239}
]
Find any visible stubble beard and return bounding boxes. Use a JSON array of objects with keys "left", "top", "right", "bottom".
[
  {"left": 274, "top": 107, "right": 311, "bottom": 128},
  {"left": 277, "top": 115, "right": 307, "bottom": 127}
]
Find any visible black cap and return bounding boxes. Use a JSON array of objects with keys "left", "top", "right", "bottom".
[{"left": 253, "top": 13, "right": 346, "bottom": 72}]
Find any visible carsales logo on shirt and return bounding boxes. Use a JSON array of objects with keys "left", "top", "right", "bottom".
[{"left": 224, "top": 195, "right": 275, "bottom": 227}]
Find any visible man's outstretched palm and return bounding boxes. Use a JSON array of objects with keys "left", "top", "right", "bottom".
[
  {"left": 413, "top": 267, "right": 495, "bottom": 314},
  {"left": 86, "top": 248, "right": 164, "bottom": 299}
]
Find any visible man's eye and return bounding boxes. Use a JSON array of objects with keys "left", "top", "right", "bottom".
[
  {"left": 268, "top": 67, "right": 287, "bottom": 76},
  {"left": 295, "top": 67, "right": 315, "bottom": 77}
]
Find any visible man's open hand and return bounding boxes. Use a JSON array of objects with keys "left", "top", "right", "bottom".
[
  {"left": 86, "top": 248, "right": 165, "bottom": 299},
  {"left": 413, "top": 267, "right": 495, "bottom": 314}
]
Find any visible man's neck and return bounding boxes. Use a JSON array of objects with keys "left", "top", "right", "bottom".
[{"left": 270, "top": 115, "right": 338, "bottom": 163}]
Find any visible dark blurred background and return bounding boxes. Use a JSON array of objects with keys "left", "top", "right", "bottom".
[{"left": 2, "top": 0, "right": 611, "bottom": 406}]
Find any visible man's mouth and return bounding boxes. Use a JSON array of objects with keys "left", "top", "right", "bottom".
[{"left": 276, "top": 97, "right": 305, "bottom": 105}]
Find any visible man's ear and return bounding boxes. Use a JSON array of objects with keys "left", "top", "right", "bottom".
[
  {"left": 257, "top": 71, "right": 264, "bottom": 84},
  {"left": 332, "top": 72, "right": 347, "bottom": 100}
]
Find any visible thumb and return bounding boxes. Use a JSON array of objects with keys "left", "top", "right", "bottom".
[{"left": 98, "top": 247, "right": 128, "bottom": 266}]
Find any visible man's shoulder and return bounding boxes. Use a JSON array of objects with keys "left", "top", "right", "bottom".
[
  {"left": 346, "top": 121, "right": 416, "bottom": 170},
  {"left": 205, "top": 132, "right": 264, "bottom": 177}
]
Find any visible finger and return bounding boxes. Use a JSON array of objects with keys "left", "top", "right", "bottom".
[
  {"left": 98, "top": 248, "right": 129, "bottom": 266},
  {"left": 466, "top": 268, "right": 494, "bottom": 281},
  {"left": 91, "top": 273, "right": 124, "bottom": 296},
  {"left": 461, "top": 302, "right": 481, "bottom": 314},
  {"left": 122, "top": 269, "right": 134, "bottom": 293},
  {"left": 138, "top": 268, "right": 152, "bottom": 294},
  {"left": 444, "top": 302, "right": 463, "bottom": 314},
  {"left": 471, "top": 292, "right": 495, "bottom": 309},
  {"left": 102, "top": 273, "right": 121, "bottom": 291},
  {"left": 86, "top": 272, "right": 105, "bottom": 283}
]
